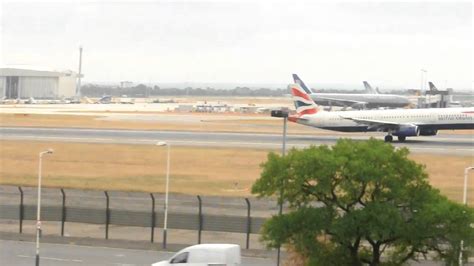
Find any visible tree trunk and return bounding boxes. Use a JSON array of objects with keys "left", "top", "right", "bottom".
[
  {"left": 350, "top": 246, "right": 362, "bottom": 266},
  {"left": 371, "top": 243, "right": 381, "bottom": 266}
]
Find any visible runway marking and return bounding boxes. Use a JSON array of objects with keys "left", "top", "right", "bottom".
[
  {"left": 17, "top": 254, "right": 83, "bottom": 262},
  {"left": 2, "top": 126, "right": 472, "bottom": 141},
  {"left": 2, "top": 135, "right": 473, "bottom": 150}
]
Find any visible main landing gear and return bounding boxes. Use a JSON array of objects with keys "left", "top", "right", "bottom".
[{"left": 384, "top": 135, "right": 406, "bottom": 142}]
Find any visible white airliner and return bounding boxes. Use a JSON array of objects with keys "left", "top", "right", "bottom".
[
  {"left": 288, "top": 83, "right": 474, "bottom": 142},
  {"left": 293, "top": 74, "right": 411, "bottom": 109}
]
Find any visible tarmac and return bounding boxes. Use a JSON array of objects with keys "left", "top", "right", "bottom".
[{"left": 1, "top": 126, "right": 472, "bottom": 155}]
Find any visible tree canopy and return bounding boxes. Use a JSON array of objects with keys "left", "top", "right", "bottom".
[{"left": 252, "top": 138, "right": 474, "bottom": 265}]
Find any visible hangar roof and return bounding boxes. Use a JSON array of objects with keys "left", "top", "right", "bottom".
[{"left": 0, "top": 65, "right": 79, "bottom": 77}]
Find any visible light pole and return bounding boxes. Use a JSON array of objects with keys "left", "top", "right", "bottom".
[
  {"left": 76, "top": 45, "right": 83, "bottom": 98},
  {"left": 420, "top": 69, "right": 427, "bottom": 92},
  {"left": 156, "top": 141, "right": 170, "bottom": 249},
  {"left": 271, "top": 108, "right": 289, "bottom": 266},
  {"left": 459, "top": 166, "right": 474, "bottom": 266},
  {"left": 35, "top": 149, "right": 53, "bottom": 266}
]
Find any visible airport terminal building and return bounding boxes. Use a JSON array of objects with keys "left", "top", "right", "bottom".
[{"left": 0, "top": 66, "right": 79, "bottom": 99}]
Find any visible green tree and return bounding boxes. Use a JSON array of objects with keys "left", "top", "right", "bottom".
[{"left": 252, "top": 138, "right": 474, "bottom": 265}]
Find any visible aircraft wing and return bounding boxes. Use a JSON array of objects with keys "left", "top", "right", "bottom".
[
  {"left": 339, "top": 116, "right": 417, "bottom": 131},
  {"left": 314, "top": 96, "right": 367, "bottom": 107}
]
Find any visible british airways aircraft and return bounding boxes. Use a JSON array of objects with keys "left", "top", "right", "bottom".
[
  {"left": 288, "top": 83, "right": 474, "bottom": 142},
  {"left": 293, "top": 74, "right": 411, "bottom": 109}
]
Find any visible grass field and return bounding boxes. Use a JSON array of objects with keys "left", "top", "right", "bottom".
[{"left": 0, "top": 140, "right": 472, "bottom": 203}]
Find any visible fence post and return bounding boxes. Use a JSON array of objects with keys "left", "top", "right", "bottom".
[
  {"left": 245, "top": 198, "right": 251, "bottom": 249},
  {"left": 104, "top": 191, "right": 110, "bottom": 240},
  {"left": 150, "top": 193, "right": 156, "bottom": 243},
  {"left": 197, "top": 195, "right": 202, "bottom": 244},
  {"left": 18, "top": 187, "right": 24, "bottom": 233},
  {"left": 60, "top": 188, "right": 66, "bottom": 236}
]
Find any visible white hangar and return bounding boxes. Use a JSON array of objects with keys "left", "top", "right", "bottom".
[{"left": 0, "top": 66, "right": 80, "bottom": 99}]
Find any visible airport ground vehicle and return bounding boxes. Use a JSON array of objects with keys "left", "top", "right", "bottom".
[{"left": 152, "top": 244, "right": 241, "bottom": 266}]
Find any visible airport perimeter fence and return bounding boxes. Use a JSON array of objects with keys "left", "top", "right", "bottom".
[{"left": 0, "top": 186, "right": 276, "bottom": 249}]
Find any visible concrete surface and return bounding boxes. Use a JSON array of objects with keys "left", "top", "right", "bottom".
[{"left": 1, "top": 127, "right": 472, "bottom": 155}]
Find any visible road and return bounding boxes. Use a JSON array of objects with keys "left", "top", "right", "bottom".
[
  {"left": 1, "top": 127, "right": 473, "bottom": 155},
  {"left": 0, "top": 240, "right": 457, "bottom": 265},
  {"left": 0, "top": 240, "right": 275, "bottom": 266}
]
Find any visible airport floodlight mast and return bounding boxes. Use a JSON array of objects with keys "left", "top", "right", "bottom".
[
  {"left": 420, "top": 69, "right": 427, "bottom": 92},
  {"left": 459, "top": 166, "right": 474, "bottom": 266},
  {"left": 76, "top": 45, "right": 83, "bottom": 98},
  {"left": 156, "top": 141, "right": 171, "bottom": 249},
  {"left": 35, "top": 149, "right": 54, "bottom": 266}
]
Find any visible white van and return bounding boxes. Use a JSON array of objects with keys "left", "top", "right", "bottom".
[{"left": 152, "top": 244, "right": 241, "bottom": 266}]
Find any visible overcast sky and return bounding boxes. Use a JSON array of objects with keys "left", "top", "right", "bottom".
[{"left": 0, "top": 1, "right": 472, "bottom": 90}]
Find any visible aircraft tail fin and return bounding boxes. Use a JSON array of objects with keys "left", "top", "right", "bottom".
[
  {"left": 428, "top": 82, "right": 438, "bottom": 92},
  {"left": 363, "top": 81, "right": 377, "bottom": 94},
  {"left": 289, "top": 83, "right": 319, "bottom": 115},
  {"left": 292, "top": 74, "right": 313, "bottom": 94}
]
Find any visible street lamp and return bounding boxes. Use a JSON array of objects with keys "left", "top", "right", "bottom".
[
  {"left": 271, "top": 108, "right": 289, "bottom": 156},
  {"left": 459, "top": 166, "right": 474, "bottom": 266},
  {"left": 270, "top": 108, "right": 289, "bottom": 266},
  {"left": 36, "top": 148, "right": 53, "bottom": 266},
  {"left": 156, "top": 141, "right": 170, "bottom": 249}
]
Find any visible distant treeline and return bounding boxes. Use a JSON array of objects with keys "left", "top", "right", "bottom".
[
  {"left": 81, "top": 83, "right": 421, "bottom": 97},
  {"left": 81, "top": 84, "right": 289, "bottom": 97}
]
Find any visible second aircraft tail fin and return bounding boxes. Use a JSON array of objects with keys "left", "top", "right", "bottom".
[
  {"left": 363, "top": 81, "right": 377, "bottom": 94},
  {"left": 428, "top": 82, "right": 439, "bottom": 92}
]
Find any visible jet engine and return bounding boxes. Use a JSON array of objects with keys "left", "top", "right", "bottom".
[
  {"left": 393, "top": 125, "right": 420, "bottom": 137},
  {"left": 419, "top": 128, "right": 438, "bottom": 136}
]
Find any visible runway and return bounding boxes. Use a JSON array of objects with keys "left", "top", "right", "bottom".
[{"left": 0, "top": 127, "right": 473, "bottom": 155}]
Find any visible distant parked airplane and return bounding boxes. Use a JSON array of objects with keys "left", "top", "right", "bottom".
[
  {"left": 427, "top": 81, "right": 462, "bottom": 108},
  {"left": 293, "top": 74, "right": 411, "bottom": 109},
  {"left": 97, "top": 95, "right": 112, "bottom": 104},
  {"left": 288, "top": 83, "right": 474, "bottom": 142}
]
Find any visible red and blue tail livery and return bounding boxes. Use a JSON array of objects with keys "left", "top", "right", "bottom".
[{"left": 289, "top": 83, "right": 319, "bottom": 115}]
